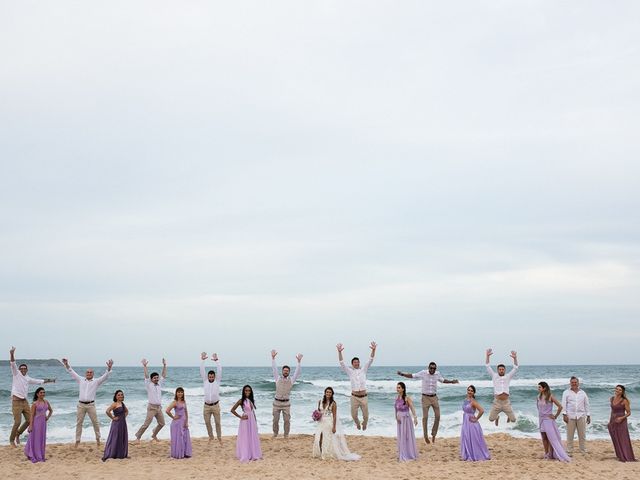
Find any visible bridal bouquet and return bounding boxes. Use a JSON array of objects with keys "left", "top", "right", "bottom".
[{"left": 312, "top": 409, "right": 323, "bottom": 422}]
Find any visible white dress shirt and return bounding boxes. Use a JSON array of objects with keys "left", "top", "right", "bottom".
[
  {"left": 66, "top": 367, "right": 111, "bottom": 402},
  {"left": 200, "top": 361, "right": 222, "bottom": 404},
  {"left": 412, "top": 370, "right": 445, "bottom": 395},
  {"left": 562, "top": 388, "right": 591, "bottom": 419},
  {"left": 340, "top": 357, "right": 373, "bottom": 391},
  {"left": 10, "top": 361, "right": 44, "bottom": 399},
  {"left": 485, "top": 363, "right": 518, "bottom": 395},
  {"left": 144, "top": 377, "right": 165, "bottom": 405}
]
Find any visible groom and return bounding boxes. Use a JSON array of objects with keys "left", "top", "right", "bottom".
[{"left": 337, "top": 341, "right": 377, "bottom": 430}]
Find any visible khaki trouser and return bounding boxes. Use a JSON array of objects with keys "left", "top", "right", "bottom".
[
  {"left": 566, "top": 416, "right": 587, "bottom": 453},
  {"left": 421, "top": 395, "right": 441, "bottom": 438},
  {"left": 488, "top": 397, "right": 516, "bottom": 422},
  {"left": 350, "top": 395, "right": 369, "bottom": 427},
  {"left": 76, "top": 402, "right": 101, "bottom": 442},
  {"left": 10, "top": 398, "right": 30, "bottom": 443},
  {"left": 203, "top": 403, "right": 222, "bottom": 440},
  {"left": 135, "top": 404, "right": 165, "bottom": 439},
  {"left": 272, "top": 402, "right": 291, "bottom": 437}
]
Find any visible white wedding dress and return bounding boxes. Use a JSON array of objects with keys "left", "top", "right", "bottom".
[{"left": 312, "top": 402, "right": 360, "bottom": 461}]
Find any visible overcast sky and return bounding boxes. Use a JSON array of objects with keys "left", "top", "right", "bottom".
[{"left": 1, "top": 1, "right": 638, "bottom": 366}]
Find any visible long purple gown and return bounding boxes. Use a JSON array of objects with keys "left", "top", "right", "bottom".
[
  {"left": 395, "top": 397, "right": 418, "bottom": 461},
  {"left": 102, "top": 404, "right": 129, "bottom": 461},
  {"left": 24, "top": 401, "right": 48, "bottom": 463},
  {"left": 236, "top": 399, "right": 262, "bottom": 462},
  {"left": 170, "top": 403, "right": 192, "bottom": 459},
  {"left": 537, "top": 398, "right": 570, "bottom": 462},
  {"left": 460, "top": 399, "right": 491, "bottom": 461},
  {"left": 608, "top": 398, "right": 636, "bottom": 462}
]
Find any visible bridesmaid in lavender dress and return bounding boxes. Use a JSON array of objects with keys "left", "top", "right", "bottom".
[
  {"left": 460, "top": 385, "right": 491, "bottom": 461},
  {"left": 166, "top": 387, "right": 192, "bottom": 459},
  {"left": 24, "top": 387, "right": 53, "bottom": 463},
  {"left": 395, "top": 382, "right": 418, "bottom": 461},
  {"left": 608, "top": 385, "right": 636, "bottom": 462},
  {"left": 231, "top": 385, "right": 262, "bottom": 462},
  {"left": 537, "top": 382, "right": 570, "bottom": 462},
  {"left": 102, "top": 390, "right": 129, "bottom": 461}
]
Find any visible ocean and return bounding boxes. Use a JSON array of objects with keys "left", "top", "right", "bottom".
[{"left": 1, "top": 364, "right": 638, "bottom": 445}]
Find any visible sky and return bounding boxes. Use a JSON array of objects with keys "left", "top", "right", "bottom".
[{"left": 1, "top": 1, "right": 639, "bottom": 366}]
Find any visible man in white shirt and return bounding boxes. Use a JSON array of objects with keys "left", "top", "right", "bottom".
[
  {"left": 8, "top": 346, "right": 55, "bottom": 447},
  {"left": 200, "top": 352, "right": 222, "bottom": 443},
  {"left": 397, "top": 361, "right": 459, "bottom": 444},
  {"left": 337, "top": 341, "right": 377, "bottom": 430},
  {"left": 271, "top": 349, "right": 303, "bottom": 438},
  {"left": 61, "top": 357, "right": 113, "bottom": 447},
  {"left": 561, "top": 376, "right": 591, "bottom": 454},
  {"left": 135, "top": 358, "right": 167, "bottom": 443},
  {"left": 485, "top": 348, "right": 519, "bottom": 426}
]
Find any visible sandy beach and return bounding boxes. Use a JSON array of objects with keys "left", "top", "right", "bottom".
[{"left": 2, "top": 434, "right": 639, "bottom": 480}]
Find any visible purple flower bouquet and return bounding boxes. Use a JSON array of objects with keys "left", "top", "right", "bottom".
[{"left": 312, "top": 409, "right": 323, "bottom": 422}]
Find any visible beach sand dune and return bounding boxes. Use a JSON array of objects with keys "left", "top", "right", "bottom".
[{"left": 2, "top": 434, "right": 639, "bottom": 479}]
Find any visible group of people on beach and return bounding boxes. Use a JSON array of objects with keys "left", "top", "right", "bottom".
[{"left": 7, "top": 344, "right": 636, "bottom": 465}]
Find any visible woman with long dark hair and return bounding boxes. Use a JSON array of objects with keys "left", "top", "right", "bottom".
[
  {"left": 166, "top": 387, "right": 192, "bottom": 459},
  {"left": 395, "top": 382, "right": 418, "bottom": 461},
  {"left": 102, "top": 390, "right": 129, "bottom": 461},
  {"left": 231, "top": 385, "right": 262, "bottom": 462},
  {"left": 608, "top": 384, "right": 636, "bottom": 462},
  {"left": 312, "top": 386, "right": 360, "bottom": 461},
  {"left": 537, "top": 382, "right": 569, "bottom": 462},
  {"left": 460, "top": 385, "right": 490, "bottom": 461},
  {"left": 24, "top": 387, "right": 52, "bottom": 463}
]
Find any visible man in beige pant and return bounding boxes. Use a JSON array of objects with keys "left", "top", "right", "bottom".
[
  {"left": 485, "top": 348, "right": 519, "bottom": 426},
  {"left": 337, "top": 341, "right": 377, "bottom": 430},
  {"left": 271, "top": 350, "right": 302, "bottom": 438},
  {"left": 562, "top": 376, "right": 591, "bottom": 454},
  {"left": 397, "top": 361, "right": 459, "bottom": 444},
  {"left": 135, "top": 358, "right": 167, "bottom": 442},
  {"left": 9, "top": 346, "right": 55, "bottom": 446},
  {"left": 200, "top": 352, "right": 223, "bottom": 443},
  {"left": 61, "top": 357, "right": 113, "bottom": 446}
]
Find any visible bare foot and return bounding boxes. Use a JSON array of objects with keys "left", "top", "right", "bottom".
[
  {"left": 96, "top": 439, "right": 101, "bottom": 447},
  {"left": 424, "top": 437, "right": 431, "bottom": 444},
  {"left": 362, "top": 423, "right": 367, "bottom": 431},
  {"left": 431, "top": 435, "right": 436, "bottom": 444},
  {"left": 151, "top": 436, "right": 159, "bottom": 442},
  {"left": 74, "top": 441, "right": 80, "bottom": 449},
  {"left": 135, "top": 438, "right": 141, "bottom": 445},
  {"left": 10, "top": 441, "right": 17, "bottom": 448},
  {"left": 218, "top": 439, "right": 223, "bottom": 446},
  {"left": 15, "top": 436, "right": 21, "bottom": 445},
  {"left": 494, "top": 417, "right": 499, "bottom": 426},
  {"left": 355, "top": 423, "right": 361, "bottom": 430}
]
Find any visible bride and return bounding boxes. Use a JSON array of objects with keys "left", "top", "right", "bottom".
[{"left": 312, "top": 387, "right": 360, "bottom": 461}]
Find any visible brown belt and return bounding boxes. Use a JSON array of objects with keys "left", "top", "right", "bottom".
[
  {"left": 205, "top": 401, "right": 219, "bottom": 406},
  {"left": 79, "top": 400, "right": 95, "bottom": 404},
  {"left": 352, "top": 392, "right": 368, "bottom": 398},
  {"left": 274, "top": 398, "right": 290, "bottom": 402}
]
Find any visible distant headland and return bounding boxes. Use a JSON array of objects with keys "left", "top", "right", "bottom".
[{"left": 0, "top": 359, "right": 60, "bottom": 367}]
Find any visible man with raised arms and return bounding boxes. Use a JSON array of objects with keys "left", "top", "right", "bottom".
[
  {"left": 61, "top": 357, "right": 113, "bottom": 447},
  {"left": 485, "top": 348, "right": 519, "bottom": 426},
  {"left": 271, "top": 349, "right": 303, "bottom": 438},
  {"left": 135, "top": 358, "right": 167, "bottom": 443},
  {"left": 200, "top": 351, "right": 223, "bottom": 444},
  {"left": 337, "top": 341, "right": 377, "bottom": 431}
]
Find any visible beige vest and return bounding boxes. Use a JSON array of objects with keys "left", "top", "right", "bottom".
[{"left": 274, "top": 378, "right": 293, "bottom": 405}]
